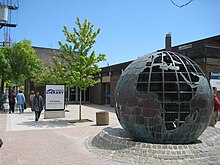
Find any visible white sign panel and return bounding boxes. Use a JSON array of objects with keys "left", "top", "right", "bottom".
[
  {"left": 45, "top": 85, "right": 65, "bottom": 110},
  {"left": 210, "top": 79, "right": 220, "bottom": 91},
  {"left": 210, "top": 72, "right": 220, "bottom": 91}
]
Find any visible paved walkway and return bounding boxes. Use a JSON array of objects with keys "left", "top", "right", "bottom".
[
  {"left": 0, "top": 104, "right": 126, "bottom": 165},
  {"left": 6, "top": 104, "right": 120, "bottom": 131},
  {"left": 1, "top": 104, "right": 220, "bottom": 165}
]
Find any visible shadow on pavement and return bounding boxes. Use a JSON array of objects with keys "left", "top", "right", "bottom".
[
  {"left": 16, "top": 119, "right": 75, "bottom": 129},
  {"left": 83, "top": 104, "right": 115, "bottom": 113}
]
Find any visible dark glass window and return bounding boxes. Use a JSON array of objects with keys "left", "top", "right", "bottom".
[
  {"left": 179, "top": 83, "right": 191, "bottom": 91},
  {"left": 138, "top": 73, "right": 149, "bottom": 82},
  {"left": 164, "top": 103, "right": 178, "bottom": 112},
  {"left": 180, "top": 113, "right": 190, "bottom": 121},
  {"left": 164, "top": 73, "right": 177, "bottom": 81},
  {"left": 150, "top": 83, "right": 163, "bottom": 91},
  {"left": 137, "top": 83, "right": 148, "bottom": 91},
  {"left": 164, "top": 93, "right": 178, "bottom": 102},
  {"left": 151, "top": 73, "right": 162, "bottom": 81},
  {"left": 164, "top": 83, "right": 178, "bottom": 91},
  {"left": 152, "top": 66, "right": 161, "bottom": 72},
  {"left": 165, "top": 113, "right": 178, "bottom": 121},
  {"left": 180, "top": 93, "right": 192, "bottom": 101}
]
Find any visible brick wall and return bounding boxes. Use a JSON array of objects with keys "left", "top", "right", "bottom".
[
  {"left": 199, "top": 64, "right": 220, "bottom": 79},
  {"left": 90, "top": 81, "right": 104, "bottom": 104},
  {"left": 89, "top": 71, "right": 121, "bottom": 106}
]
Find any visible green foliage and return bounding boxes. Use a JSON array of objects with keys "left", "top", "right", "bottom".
[
  {"left": 0, "top": 39, "right": 44, "bottom": 87},
  {"left": 44, "top": 17, "right": 106, "bottom": 120},
  {"left": 33, "top": 65, "right": 66, "bottom": 87},
  {"left": 0, "top": 47, "right": 12, "bottom": 81},
  {"left": 10, "top": 40, "right": 44, "bottom": 84},
  {"left": 51, "top": 17, "right": 106, "bottom": 90}
]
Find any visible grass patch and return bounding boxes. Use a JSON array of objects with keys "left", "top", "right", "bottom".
[{"left": 67, "top": 119, "right": 93, "bottom": 123}]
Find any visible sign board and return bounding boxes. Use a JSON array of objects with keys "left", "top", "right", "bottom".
[
  {"left": 210, "top": 72, "right": 220, "bottom": 91},
  {"left": 45, "top": 85, "right": 65, "bottom": 110}
]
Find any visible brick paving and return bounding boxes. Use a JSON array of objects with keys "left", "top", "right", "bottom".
[
  {"left": 1, "top": 104, "right": 220, "bottom": 165},
  {"left": 0, "top": 104, "right": 126, "bottom": 165},
  {"left": 86, "top": 127, "right": 220, "bottom": 165}
]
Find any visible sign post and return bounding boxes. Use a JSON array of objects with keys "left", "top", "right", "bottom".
[{"left": 44, "top": 84, "right": 65, "bottom": 119}]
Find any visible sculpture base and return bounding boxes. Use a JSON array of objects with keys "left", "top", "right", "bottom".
[
  {"left": 44, "top": 111, "right": 65, "bottom": 119},
  {"left": 85, "top": 127, "right": 220, "bottom": 164}
]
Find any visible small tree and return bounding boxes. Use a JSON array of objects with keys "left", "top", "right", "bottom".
[{"left": 53, "top": 17, "right": 106, "bottom": 120}]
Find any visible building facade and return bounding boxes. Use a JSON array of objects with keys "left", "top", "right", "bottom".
[
  {"left": 24, "top": 46, "right": 90, "bottom": 104},
  {"left": 90, "top": 35, "right": 220, "bottom": 107},
  {"left": 27, "top": 35, "right": 220, "bottom": 107},
  {"left": 170, "top": 35, "right": 220, "bottom": 79},
  {"left": 90, "top": 61, "right": 132, "bottom": 106}
]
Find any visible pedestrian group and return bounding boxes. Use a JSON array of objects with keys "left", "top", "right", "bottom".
[{"left": 8, "top": 90, "right": 44, "bottom": 121}]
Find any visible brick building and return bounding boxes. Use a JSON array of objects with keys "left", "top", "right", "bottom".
[
  {"left": 26, "top": 35, "right": 220, "bottom": 107},
  {"left": 90, "top": 35, "right": 220, "bottom": 107},
  {"left": 24, "top": 46, "right": 60, "bottom": 104},
  {"left": 162, "top": 34, "right": 220, "bottom": 78},
  {"left": 90, "top": 61, "right": 132, "bottom": 106},
  {"left": 24, "top": 46, "right": 90, "bottom": 104}
]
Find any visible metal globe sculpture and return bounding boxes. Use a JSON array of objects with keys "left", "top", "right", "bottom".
[{"left": 115, "top": 51, "right": 213, "bottom": 144}]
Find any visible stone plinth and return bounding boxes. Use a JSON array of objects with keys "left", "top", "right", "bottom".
[
  {"left": 85, "top": 127, "right": 220, "bottom": 164},
  {"left": 44, "top": 111, "right": 65, "bottom": 119}
]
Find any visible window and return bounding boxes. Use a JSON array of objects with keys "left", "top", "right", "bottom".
[{"left": 206, "top": 58, "right": 220, "bottom": 65}]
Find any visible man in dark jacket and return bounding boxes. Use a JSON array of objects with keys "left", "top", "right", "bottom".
[
  {"left": 32, "top": 91, "right": 44, "bottom": 121},
  {"left": 0, "top": 138, "right": 3, "bottom": 148},
  {"left": 8, "top": 91, "right": 16, "bottom": 113}
]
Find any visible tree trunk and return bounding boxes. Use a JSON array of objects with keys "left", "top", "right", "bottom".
[{"left": 79, "top": 88, "right": 82, "bottom": 121}]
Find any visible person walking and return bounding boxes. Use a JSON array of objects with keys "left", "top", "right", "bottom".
[
  {"left": 29, "top": 91, "right": 35, "bottom": 111},
  {"left": 16, "top": 90, "right": 25, "bottom": 113},
  {"left": 32, "top": 91, "right": 44, "bottom": 121},
  {"left": 210, "top": 87, "right": 220, "bottom": 127},
  {"left": 8, "top": 91, "right": 16, "bottom": 113},
  {"left": 0, "top": 138, "right": 3, "bottom": 148}
]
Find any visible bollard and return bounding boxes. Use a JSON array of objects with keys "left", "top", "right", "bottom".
[{"left": 96, "top": 111, "right": 109, "bottom": 125}]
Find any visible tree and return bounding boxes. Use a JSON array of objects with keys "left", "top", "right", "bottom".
[
  {"left": 0, "top": 40, "right": 44, "bottom": 110},
  {"left": 33, "top": 63, "right": 67, "bottom": 87},
  {"left": 52, "top": 17, "right": 106, "bottom": 120},
  {"left": 0, "top": 46, "right": 12, "bottom": 87},
  {"left": 0, "top": 47, "right": 12, "bottom": 109},
  {"left": 10, "top": 40, "right": 44, "bottom": 85}
]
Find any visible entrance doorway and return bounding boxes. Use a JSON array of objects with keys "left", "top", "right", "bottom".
[{"left": 104, "top": 83, "right": 110, "bottom": 104}]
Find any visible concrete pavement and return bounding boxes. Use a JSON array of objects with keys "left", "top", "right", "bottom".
[{"left": 6, "top": 104, "right": 120, "bottom": 131}]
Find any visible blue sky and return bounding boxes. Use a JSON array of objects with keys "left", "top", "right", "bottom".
[{"left": 2, "top": 0, "right": 220, "bottom": 66}]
